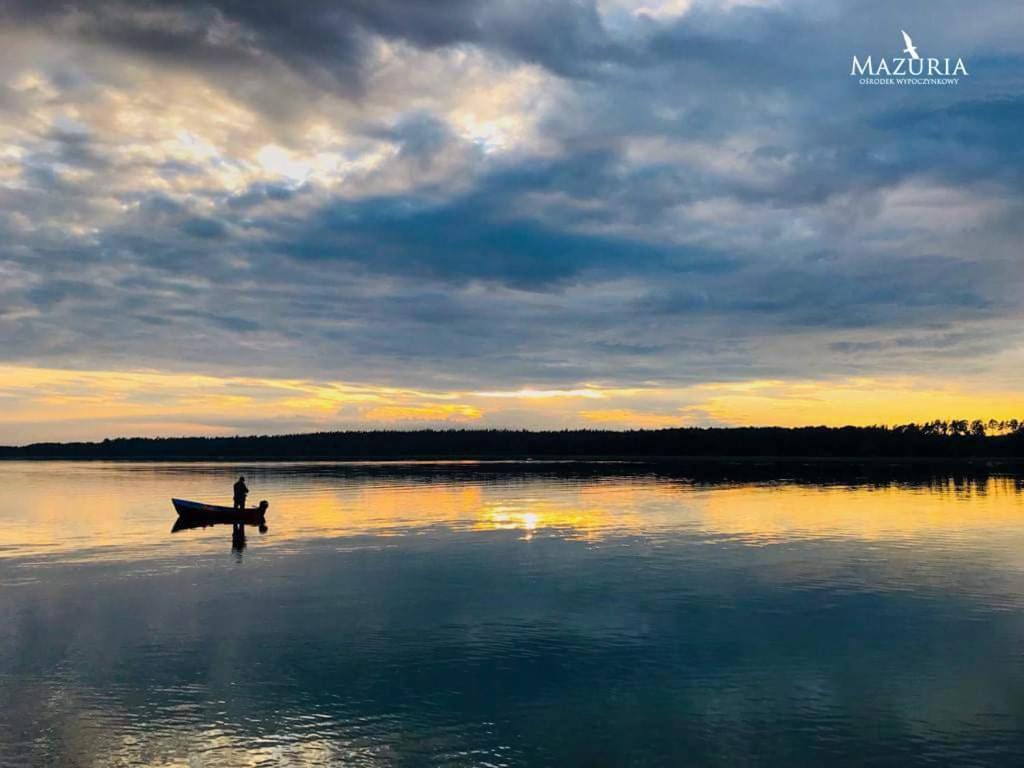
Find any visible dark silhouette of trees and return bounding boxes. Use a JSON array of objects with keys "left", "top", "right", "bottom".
[{"left": 1, "top": 420, "right": 1022, "bottom": 461}]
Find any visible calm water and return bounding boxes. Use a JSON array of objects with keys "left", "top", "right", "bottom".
[{"left": 3, "top": 462, "right": 1024, "bottom": 766}]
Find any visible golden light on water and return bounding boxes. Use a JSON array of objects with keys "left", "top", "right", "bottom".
[
  {"left": 3, "top": 463, "right": 1022, "bottom": 562},
  {"left": 695, "top": 479, "right": 1024, "bottom": 543}
]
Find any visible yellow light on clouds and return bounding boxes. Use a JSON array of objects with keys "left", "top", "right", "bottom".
[{"left": 0, "top": 363, "right": 1021, "bottom": 444}]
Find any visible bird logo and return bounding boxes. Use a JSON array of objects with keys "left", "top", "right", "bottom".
[{"left": 901, "top": 30, "right": 920, "bottom": 60}]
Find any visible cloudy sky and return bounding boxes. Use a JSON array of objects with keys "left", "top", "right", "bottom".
[{"left": 1, "top": 0, "right": 1022, "bottom": 442}]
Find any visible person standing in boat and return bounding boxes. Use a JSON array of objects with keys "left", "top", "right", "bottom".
[{"left": 233, "top": 475, "right": 249, "bottom": 510}]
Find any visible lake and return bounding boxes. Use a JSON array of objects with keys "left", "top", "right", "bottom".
[{"left": 2, "top": 461, "right": 1024, "bottom": 766}]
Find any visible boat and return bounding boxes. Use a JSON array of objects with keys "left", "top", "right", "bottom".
[{"left": 171, "top": 498, "right": 269, "bottom": 526}]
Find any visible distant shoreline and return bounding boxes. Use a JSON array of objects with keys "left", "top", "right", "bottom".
[
  {"left": 2, "top": 455, "right": 1024, "bottom": 465},
  {"left": 2, "top": 425, "right": 1022, "bottom": 464}
]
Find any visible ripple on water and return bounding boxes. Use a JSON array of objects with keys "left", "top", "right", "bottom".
[{"left": 2, "top": 463, "right": 1024, "bottom": 765}]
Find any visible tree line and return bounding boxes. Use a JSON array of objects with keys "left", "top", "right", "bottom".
[
  {"left": 2, "top": 421, "right": 1023, "bottom": 461},
  {"left": 905, "top": 419, "right": 1021, "bottom": 437}
]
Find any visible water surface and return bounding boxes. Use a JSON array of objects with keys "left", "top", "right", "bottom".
[{"left": 2, "top": 461, "right": 1024, "bottom": 766}]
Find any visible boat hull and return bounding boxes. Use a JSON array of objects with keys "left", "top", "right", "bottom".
[{"left": 172, "top": 498, "right": 268, "bottom": 525}]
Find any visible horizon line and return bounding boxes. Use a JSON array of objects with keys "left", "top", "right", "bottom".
[{"left": 4, "top": 418, "right": 1022, "bottom": 450}]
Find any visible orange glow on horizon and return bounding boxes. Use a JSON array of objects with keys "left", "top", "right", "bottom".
[{"left": 0, "top": 363, "right": 1021, "bottom": 443}]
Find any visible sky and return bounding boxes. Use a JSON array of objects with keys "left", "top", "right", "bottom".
[{"left": 1, "top": 0, "right": 1022, "bottom": 443}]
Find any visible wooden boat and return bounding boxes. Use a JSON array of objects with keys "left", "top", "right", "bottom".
[{"left": 171, "top": 498, "right": 269, "bottom": 525}]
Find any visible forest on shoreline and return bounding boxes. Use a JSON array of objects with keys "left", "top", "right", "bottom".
[{"left": 3, "top": 421, "right": 1023, "bottom": 461}]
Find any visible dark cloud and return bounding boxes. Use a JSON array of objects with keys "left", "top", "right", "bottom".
[
  {"left": 227, "top": 183, "right": 301, "bottom": 209},
  {"left": 386, "top": 112, "right": 459, "bottom": 164},
  {"left": 2, "top": 0, "right": 623, "bottom": 93},
  {"left": 181, "top": 216, "right": 228, "bottom": 239},
  {"left": 274, "top": 191, "right": 721, "bottom": 289}
]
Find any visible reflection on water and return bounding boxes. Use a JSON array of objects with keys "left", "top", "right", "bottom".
[
  {"left": 2, "top": 461, "right": 1024, "bottom": 765},
  {"left": 170, "top": 517, "right": 269, "bottom": 560}
]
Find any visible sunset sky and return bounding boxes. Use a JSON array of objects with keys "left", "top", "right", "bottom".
[{"left": 1, "top": 0, "right": 1022, "bottom": 443}]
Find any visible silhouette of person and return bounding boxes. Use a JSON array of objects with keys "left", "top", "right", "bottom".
[{"left": 233, "top": 475, "right": 249, "bottom": 510}]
